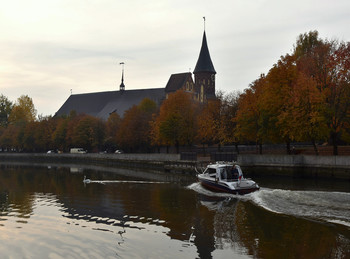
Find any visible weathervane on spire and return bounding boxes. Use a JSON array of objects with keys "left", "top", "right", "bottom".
[
  {"left": 203, "top": 16, "right": 206, "bottom": 31},
  {"left": 119, "top": 62, "right": 125, "bottom": 92}
]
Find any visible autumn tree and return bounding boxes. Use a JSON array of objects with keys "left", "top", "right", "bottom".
[
  {"left": 197, "top": 97, "right": 221, "bottom": 147},
  {"left": 105, "top": 112, "right": 122, "bottom": 152},
  {"left": 70, "top": 115, "right": 106, "bottom": 152},
  {"left": 220, "top": 91, "right": 241, "bottom": 151},
  {"left": 151, "top": 90, "right": 199, "bottom": 153},
  {"left": 0, "top": 124, "right": 20, "bottom": 151},
  {"left": 52, "top": 117, "right": 69, "bottom": 152},
  {"left": 235, "top": 75, "right": 268, "bottom": 154},
  {"left": 197, "top": 91, "right": 240, "bottom": 152},
  {"left": 263, "top": 54, "right": 298, "bottom": 153},
  {"left": 8, "top": 95, "right": 37, "bottom": 124},
  {"left": 289, "top": 72, "right": 327, "bottom": 154},
  {"left": 294, "top": 31, "right": 350, "bottom": 154},
  {"left": 34, "top": 116, "right": 56, "bottom": 151},
  {"left": 117, "top": 98, "right": 157, "bottom": 152}
]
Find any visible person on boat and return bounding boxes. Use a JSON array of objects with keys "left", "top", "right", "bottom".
[{"left": 235, "top": 165, "right": 243, "bottom": 184}]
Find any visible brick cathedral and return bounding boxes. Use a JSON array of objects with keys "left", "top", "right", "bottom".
[{"left": 56, "top": 29, "right": 216, "bottom": 120}]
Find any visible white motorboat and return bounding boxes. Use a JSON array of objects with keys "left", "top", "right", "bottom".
[{"left": 197, "top": 162, "right": 259, "bottom": 195}]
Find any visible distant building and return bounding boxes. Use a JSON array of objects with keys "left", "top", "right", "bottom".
[{"left": 55, "top": 29, "right": 216, "bottom": 119}]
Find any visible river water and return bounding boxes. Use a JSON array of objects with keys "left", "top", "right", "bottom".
[{"left": 0, "top": 163, "right": 349, "bottom": 258}]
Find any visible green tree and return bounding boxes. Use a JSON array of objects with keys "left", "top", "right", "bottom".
[{"left": 0, "top": 94, "right": 13, "bottom": 127}]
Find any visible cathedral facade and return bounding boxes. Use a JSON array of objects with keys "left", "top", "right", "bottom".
[
  {"left": 55, "top": 30, "right": 216, "bottom": 120},
  {"left": 165, "top": 30, "right": 216, "bottom": 103}
]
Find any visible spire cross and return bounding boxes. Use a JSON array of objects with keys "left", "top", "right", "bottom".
[
  {"left": 120, "top": 62, "right": 125, "bottom": 74},
  {"left": 203, "top": 16, "right": 206, "bottom": 31},
  {"left": 120, "top": 62, "right": 125, "bottom": 81},
  {"left": 119, "top": 62, "right": 125, "bottom": 91}
]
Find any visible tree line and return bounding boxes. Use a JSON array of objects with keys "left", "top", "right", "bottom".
[{"left": 1, "top": 31, "right": 349, "bottom": 155}]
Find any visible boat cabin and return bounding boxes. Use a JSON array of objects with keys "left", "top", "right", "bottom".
[{"left": 205, "top": 164, "right": 243, "bottom": 182}]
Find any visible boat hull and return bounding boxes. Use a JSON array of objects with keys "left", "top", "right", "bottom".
[{"left": 198, "top": 176, "right": 259, "bottom": 195}]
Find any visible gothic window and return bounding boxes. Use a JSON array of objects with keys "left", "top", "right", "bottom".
[{"left": 201, "top": 85, "right": 204, "bottom": 103}]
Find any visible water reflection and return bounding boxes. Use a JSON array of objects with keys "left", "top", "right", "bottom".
[{"left": 0, "top": 163, "right": 349, "bottom": 258}]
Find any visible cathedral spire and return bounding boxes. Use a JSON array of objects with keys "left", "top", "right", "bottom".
[
  {"left": 193, "top": 28, "right": 216, "bottom": 75},
  {"left": 119, "top": 62, "right": 125, "bottom": 91},
  {"left": 193, "top": 19, "right": 216, "bottom": 102}
]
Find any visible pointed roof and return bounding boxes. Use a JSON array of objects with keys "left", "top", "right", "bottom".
[
  {"left": 193, "top": 31, "right": 216, "bottom": 74},
  {"left": 165, "top": 72, "right": 193, "bottom": 93}
]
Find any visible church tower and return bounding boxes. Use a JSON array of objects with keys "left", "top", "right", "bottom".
[{"left": 193, "top": 28, "right": 216, "bottom": 102}]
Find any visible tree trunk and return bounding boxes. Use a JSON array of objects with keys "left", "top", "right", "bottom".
[
  {"left": 312, "top": 139, "right": 319, "bottom": 156},
  {"left": 331, "top": 132, "right": 338, "bottom": 156},
  {"left": 257, "top": 141, "right": 263, "bottom": 154},
  {"left": 235, "top": 143, "right": 239, "bottom": 154},
  {"left": 286, "top": 141, "right": 291, "bottom": 155},
  {"left": 175, "top": 141, "right": 179, "bottom": 154}
]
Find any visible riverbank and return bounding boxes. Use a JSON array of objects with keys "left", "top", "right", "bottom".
[{"left": 0, "top": 153, "right": 349, "bottom": 180}]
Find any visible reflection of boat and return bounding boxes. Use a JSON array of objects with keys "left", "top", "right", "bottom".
[{"left": 197, "top": 162, "right": 260, "bottom": 195}]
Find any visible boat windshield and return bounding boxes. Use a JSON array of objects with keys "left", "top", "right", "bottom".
[{"left": 220, "top": 166, "right": 240, "bottom": 181}]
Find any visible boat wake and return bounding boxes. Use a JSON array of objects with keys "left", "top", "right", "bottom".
[
  {"left": 84, "top": 180, "right": 169, "bottom": 185},
  {"left": 188, "top": 182, "right": 350, "bottom": 227}
]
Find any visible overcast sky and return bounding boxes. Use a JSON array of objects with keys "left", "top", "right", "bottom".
[{"left": 1, "top": 0, "right": 350, "bottom": 116}]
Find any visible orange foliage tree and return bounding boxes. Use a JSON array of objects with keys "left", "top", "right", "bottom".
[
  {"left": 263, "top": 54, "right": 298, "bottom": 153},
  {"left": 294, "top": 31, "right": 350, "bottom": 154},
  {"left": 151, "top": 90, "right": 199, "bottom": 153},
  {"left": 8, "top": 95, "right": 37, "bottom": 124},
  {"left": 105, "top": 112, "right": 121, "bottom": 152},
  {"left": 197, "top": 91, "right": 240, "bottom": 151},
  {"left": 197, "top": 97, "right": 221, "bottom": 147},
  {"left": 235, "top": 75, "right": 268, "bottom": 154},
  {"left": 116, "top": 98, "right": 157, "bottom": 152}
]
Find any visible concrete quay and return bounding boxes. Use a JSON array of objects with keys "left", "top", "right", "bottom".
[{"left": 0, "top": 153, "right": 349, "bottom": 179}]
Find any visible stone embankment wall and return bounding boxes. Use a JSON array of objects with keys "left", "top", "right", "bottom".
[
  {"left": 0, "top": 153, "right": 349, "bottom": 179},
  {"left": 0, "top": 153, "right": 194, "bottom": 173},
  {"left": 237, "top": 154, "right": 350, "bottom": 169},
  {"left": 237, "top": 154, "right": 350, "bottom": 179}
]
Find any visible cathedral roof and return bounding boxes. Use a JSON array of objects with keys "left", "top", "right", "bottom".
[
  {"left": 193, "top": 31, "right": 216, "bottom": 74},
  {"left": 165, "top": 72, "right": 193, "bottom": 93},
  {"left": 55, "top": 88, "right": 165, "bottom": 120}
]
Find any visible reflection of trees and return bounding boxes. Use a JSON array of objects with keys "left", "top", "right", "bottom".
[
  {"left": 0, "top": 165, "right": 36, "bottom": 220},
  {"left": 234, "top": 201, "right": 350, "bottom": 259},
  {"left": 0, "top": 190, "right": 9, "bottom": 213},
  {"left": 2, "top": 164, "right": 349, "bottom": 258},
  {"left": 199, "top": 195, "right": 350, "bottom": 259}
]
